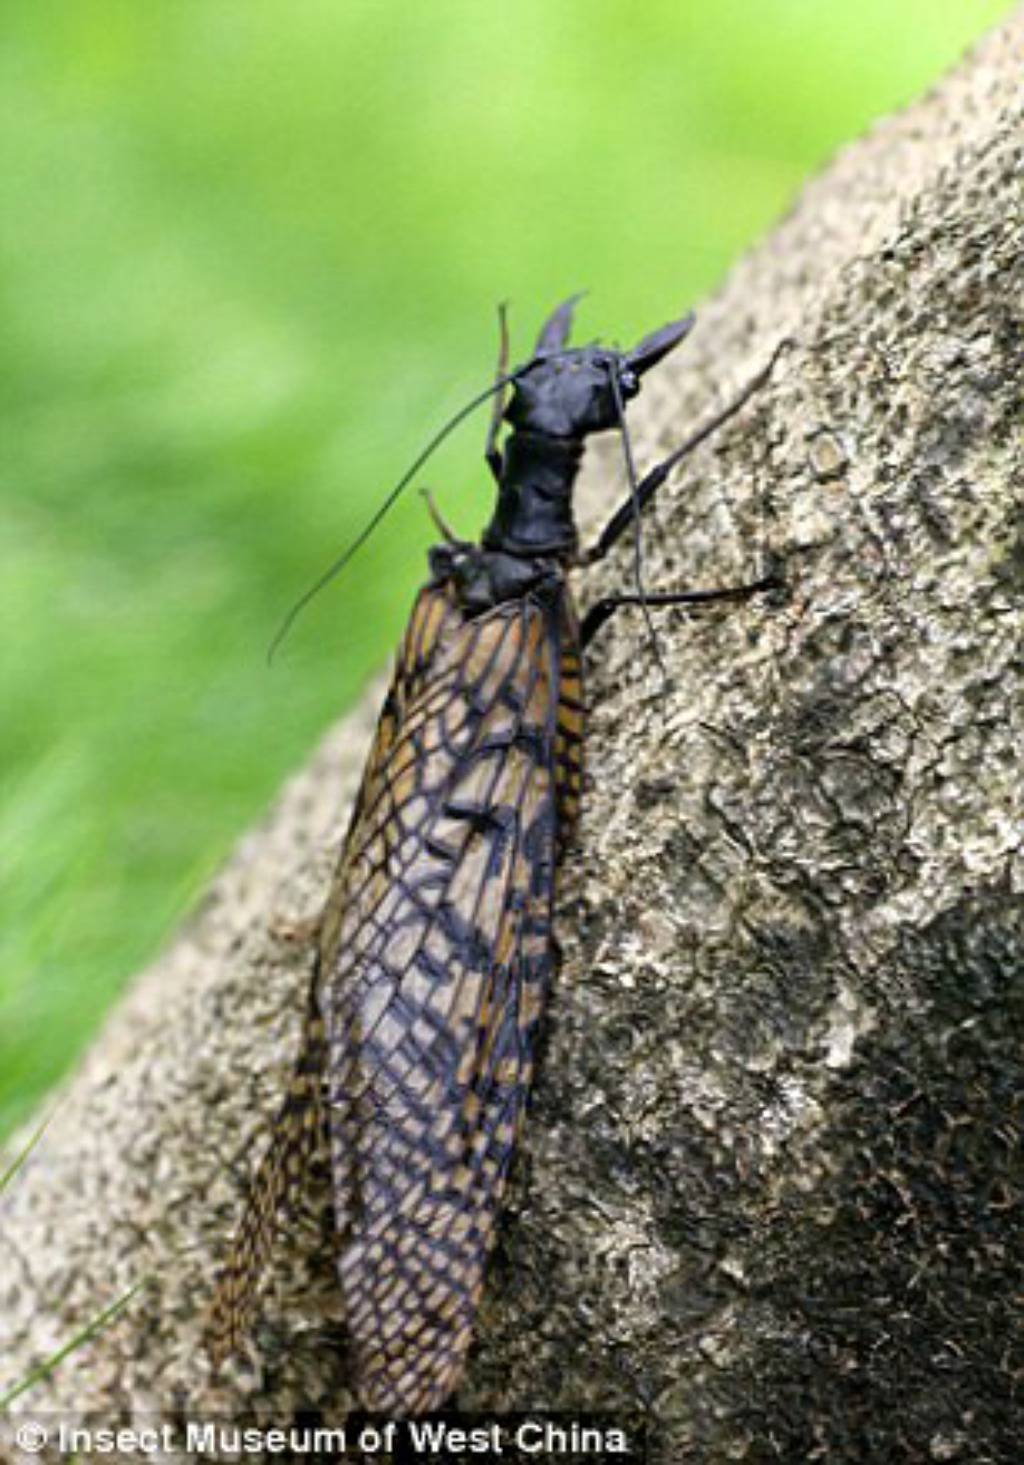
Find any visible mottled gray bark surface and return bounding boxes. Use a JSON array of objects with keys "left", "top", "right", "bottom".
[{"left": 2, "top": 13, "right": 1022, "bottom": 1463}]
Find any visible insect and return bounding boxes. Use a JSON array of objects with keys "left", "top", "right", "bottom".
[{"left": 208, "top": 297, "right": 782, "bottom": 1413}]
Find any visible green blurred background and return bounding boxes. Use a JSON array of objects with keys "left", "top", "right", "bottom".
[{"left": 0, "top": 0, "right": 1011, "bottom": 1137}]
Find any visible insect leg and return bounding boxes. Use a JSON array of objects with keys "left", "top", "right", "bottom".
[
  {"left": 582, "top": 338, "right": 793, "bottom": 566},
  {"left": 581, "top": 579, "right": 779, "bottom": 648},
  {"left": 485, "top": 302, "right": 511, "bottom": 483}
]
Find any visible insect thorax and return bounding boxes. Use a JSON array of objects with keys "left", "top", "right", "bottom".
[
  {"left": 429, "top": 541, "right": 563, "bottom": 616},
  {"left": 482, "top": 430, "right": 582, "bottom": 559}
]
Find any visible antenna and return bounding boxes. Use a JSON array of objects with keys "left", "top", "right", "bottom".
[
  {"left": 267, "top": 368, "right": 523, "bottom": 662},
  {"left": 608, "top": 368, "right": 667, "bottom": 680}
]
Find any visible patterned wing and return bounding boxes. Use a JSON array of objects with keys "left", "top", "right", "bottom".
[
  {"left": 207, "top": 584, "right": 461, "bottom": 1365},
  {"left": 553, "top": 613, "right": 583, "bottom": 856},
  {"left": 321, "top": 582, "right": 576, "bottom": 1413}
]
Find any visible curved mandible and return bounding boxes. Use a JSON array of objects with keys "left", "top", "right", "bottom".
[{"left": 533, "top": 291, "right": 587, "bottom": 356}]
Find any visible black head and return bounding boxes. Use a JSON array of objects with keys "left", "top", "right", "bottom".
[
  {"left": 268, "top": 296, "right": 696, "bottom": 657},
  {"left": 504, "top": 297, "right": 695, "bottom": 440}
]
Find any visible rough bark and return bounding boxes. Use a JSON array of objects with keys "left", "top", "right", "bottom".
[{"left": 2, "top": 14, "right": 1022, "bottom": 1463}]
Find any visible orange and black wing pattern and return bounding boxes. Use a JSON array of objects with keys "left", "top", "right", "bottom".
[
  {"left": 206, "top": 584, "right": 456, "bottom": 1367},
  {"left": 324, "top": 578, "right": 579, "bottom": 1412},
  {"left": 210, "top": 576, "right": 583, "bottom": 1413}
]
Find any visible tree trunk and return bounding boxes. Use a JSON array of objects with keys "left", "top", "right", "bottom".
[{"left": 2, "top": 14, "right": 1021, "bottom": 1463}]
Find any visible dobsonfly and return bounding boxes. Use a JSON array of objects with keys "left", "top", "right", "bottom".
[{"left": 208, "top": 296, "right": 784, "bottom": 1413}]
